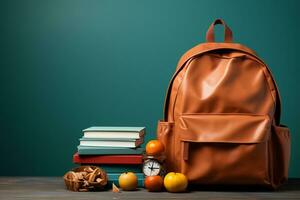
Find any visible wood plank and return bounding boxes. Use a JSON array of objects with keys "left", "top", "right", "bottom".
[{"left": 0, "top": 177, "right": 299, "bottom": 200}]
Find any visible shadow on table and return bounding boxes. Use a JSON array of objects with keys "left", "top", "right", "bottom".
[{"left": 188, "top": 179, "right": 299, "bottom": 192}]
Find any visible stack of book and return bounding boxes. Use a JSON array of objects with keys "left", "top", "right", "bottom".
[{"left": 73, "top": 127, "right": 145, "bottom": 187}]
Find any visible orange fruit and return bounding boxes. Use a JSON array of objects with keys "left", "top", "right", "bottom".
[
  {"left": 144, "top": 175, "right": 163, "bottom": 192},
  {"left": 163, "top": 172, "right": 188, "bottom": 192},
  {"left": 146, "top": 140, "right": 164, "bottom": 156},
  {"left": 118, "top": 172, "right": 138, "bottom": 191}
]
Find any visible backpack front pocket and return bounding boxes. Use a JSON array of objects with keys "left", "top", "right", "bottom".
[{"left": 177, "top": 113, "right": 271, "bottom": 185}]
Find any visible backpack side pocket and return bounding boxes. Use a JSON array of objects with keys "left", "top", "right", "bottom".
[
  {"left": 157, "top": 120, "right": 175, "bottom": 172},
  {"left": 271, "top": 125, "right": 290, "bottom": 187}
]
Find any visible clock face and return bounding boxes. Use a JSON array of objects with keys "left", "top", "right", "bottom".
[{"left": 143, "top": 159, "right": 161, "bottom": 176}]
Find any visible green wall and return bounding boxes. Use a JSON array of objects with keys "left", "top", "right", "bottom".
[{"left": 1, "top": 0, "right": 299, "bottom": 177}]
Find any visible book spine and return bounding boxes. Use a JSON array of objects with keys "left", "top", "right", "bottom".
[{"left": 135, "top": 137, "right": 143, "bottom": 147}]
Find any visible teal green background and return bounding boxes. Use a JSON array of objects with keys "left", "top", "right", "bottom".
[{"left": 1, "top": 0, "right": 299, "bottom": 177}]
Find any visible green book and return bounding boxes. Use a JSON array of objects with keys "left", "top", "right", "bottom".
[
  {"left": 106, "top": 173, "right": 144, "bottom": 187},
  {"left": 97, "top": 165, "right": 142, "bottom": 173},
  {"left": 77, "top": 146, "right": 145, "bottom": 155},
  {"left": 79, "top": 137, "right": 144, "bottom": 148}
]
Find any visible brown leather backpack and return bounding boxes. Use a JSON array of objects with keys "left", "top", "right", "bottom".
[{"left": 157, "top": 19, "right": 290, "bottom": 188}]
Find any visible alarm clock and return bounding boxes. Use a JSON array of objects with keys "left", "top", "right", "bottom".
[
  {"left": 143, "top": 159, "right": 162, "bottom": 176},
  {"left": 142, "top": 155, "right": 166, "bottom": 177}
]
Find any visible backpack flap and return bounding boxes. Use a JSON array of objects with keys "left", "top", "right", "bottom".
[{"left": 176, "top": 113, "right": 272, "bottom": 185}]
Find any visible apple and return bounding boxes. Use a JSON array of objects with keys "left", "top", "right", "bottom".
[
  {"left": 164, "top": 172, "right": 188, "bottom": 192},
  {"left": 118, "top": 172, "right": 138, "bottom": 191},
  {"left": 144, "top": 175, "right": 163, "bottom": 192}
]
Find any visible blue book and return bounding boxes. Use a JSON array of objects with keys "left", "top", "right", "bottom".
[{"left": 98, "top": 165, "right": 142, "bottom": 173}]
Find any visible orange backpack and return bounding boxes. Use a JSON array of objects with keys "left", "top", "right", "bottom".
[{"left": 157, "top": 19, "right": 290, "bottom": 188}]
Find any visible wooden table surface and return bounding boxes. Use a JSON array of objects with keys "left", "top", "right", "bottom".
[{"left": 0, "top": 177, "right": 299, "bottom": 200}]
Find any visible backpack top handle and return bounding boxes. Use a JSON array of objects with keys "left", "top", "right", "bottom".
[{"left": 206, "top": 19, "right": 233, "bottom": 43}]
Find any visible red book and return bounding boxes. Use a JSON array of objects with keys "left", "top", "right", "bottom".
[{"left": 73, "top": 152, "right": 143, "bottom": 164}]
